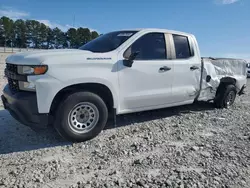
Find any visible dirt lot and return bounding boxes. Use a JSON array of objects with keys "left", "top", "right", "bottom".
[{"left": 0, "top": 53, "right": 249, "bottom": 188}]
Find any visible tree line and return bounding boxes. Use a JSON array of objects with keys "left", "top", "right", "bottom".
[{"left": 0, "top": 16, "right": 99, "bottom": 49}]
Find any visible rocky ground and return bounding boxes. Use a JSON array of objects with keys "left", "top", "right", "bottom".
[
  {"left": 0, "top": 53, "right": 9, "bottom": 99},
  {"left": 0, "top": 53, "right": 249, "bottom": 188}
]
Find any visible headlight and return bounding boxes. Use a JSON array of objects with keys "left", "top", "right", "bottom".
[
  {"left": 19, "top": 81, "right": 36, "bottom": 92},
  {"left": 17, "top": 65, "right": 48, "bottom": 75},
  {"left": 246, "top": 63, "right": 250, "bottom": 68}
]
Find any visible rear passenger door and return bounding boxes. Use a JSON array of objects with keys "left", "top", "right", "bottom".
[{"left": 169, "top": 34, "right": 201, "bottom": 103}]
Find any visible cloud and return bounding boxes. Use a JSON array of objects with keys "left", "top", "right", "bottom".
[
  {"left": 37, "top": 19, "right": 74, "bottom": 32},
  {"left": 37, "top": 20, "right": 97, "bottom": 32},
  {"left": 215, "top": 0, "right": 240, "bottom": 5},
  {"left": 41, "top": 20, "right": 98, "bottom": 33},
  {"left": 0, "top": 6, "right": 29, "bottom": 20}
]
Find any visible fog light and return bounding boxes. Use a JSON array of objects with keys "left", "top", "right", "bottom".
[{"left": 19, "top": 81, "right": 36, "bottom": 92}]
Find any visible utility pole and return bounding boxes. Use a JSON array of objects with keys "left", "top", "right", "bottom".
[{"left": 73, "top": 15, "right": 75, "bottom": 28}]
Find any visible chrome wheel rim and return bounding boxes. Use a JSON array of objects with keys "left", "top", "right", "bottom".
[
  {"left": 68, "top": 102, "right": 99, "bottom": 133},
  {"left": 226, "top": 91, "right": 235, "bottom": 106}
]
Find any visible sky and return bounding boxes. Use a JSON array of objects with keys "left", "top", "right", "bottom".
[{"left": 0, "top": 0, "right": 249, "bottom": 59}]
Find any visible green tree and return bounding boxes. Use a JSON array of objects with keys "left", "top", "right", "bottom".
[
  {"left": 91, "top": 31, "right": 99, "bottom": 40},
  {"left": 52, "top": 27, "right": 66, "bottom": 48},
  {"left": 67, "top": 28, "right": 77, "bottom": 48},
  {"left": 0, "top": 16, "right": 14, "bottom": 47},
  {"left": 77, "top": 27, "right": 91, "bottom": 47},
  {"left": 26, "top": 20, "right": 42, "bottom": 48},
  {"left": 0, "top": 16, "right": 100, "bottom": 49},
  {"left": 14, "top": 19, "right": 27, "bottom": 48},
  {"left": 0, "top": 21, "right": 4, "bottom": 46},
  {"left": 38, "top": 23, "right": 48, "bottom": 49},
  {"left": 46, "top": 27, "right": 53, "bottom": 49}
]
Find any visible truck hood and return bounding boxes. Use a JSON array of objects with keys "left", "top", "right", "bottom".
[{"left": 6, "top": 49, "right": 93, "bottom": 65}]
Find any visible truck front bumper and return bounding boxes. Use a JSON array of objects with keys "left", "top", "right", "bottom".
[{"left": 1, "top": 85, "right": 49, "bottom": 129}]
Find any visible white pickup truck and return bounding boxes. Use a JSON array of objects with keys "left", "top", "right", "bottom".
[{"left": 2, "top": 28, "right": 247, "bottom": 142}]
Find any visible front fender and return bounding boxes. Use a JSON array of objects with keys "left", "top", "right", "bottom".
[
  {"left": 28, "top": 75, "right": 119, "bottom": 114},
  {"left": 60, "top": 77, "right": 119, "bottom": 108}
]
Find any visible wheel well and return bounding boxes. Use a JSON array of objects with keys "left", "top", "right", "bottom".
[
  {"left": 216, "top": 77, "right": 236, "bottom": 96},
  {"left": 50, "top": 83, "right": 114, "bottom": 115},
  {"left": 220, "top": 77, "right": 236, "bottom": 85}
]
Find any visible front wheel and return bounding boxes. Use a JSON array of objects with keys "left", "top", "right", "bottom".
[
  {"left": 54, "top": 91, "right": 108, "bottom": 142},
  {"left": 214, "top": 84, "right": 237, "bottom": 108}
]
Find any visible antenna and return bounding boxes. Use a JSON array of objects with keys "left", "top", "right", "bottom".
[{"left": 73, "top": 15, "right": 75, "bottom": 28}]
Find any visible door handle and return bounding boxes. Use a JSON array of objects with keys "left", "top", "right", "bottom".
[
  {"left": 190, "top": 66, "right": 199, "bottom": 71},
  {"left": 159, "top": 66, "right": 171, "bottom": 72}
]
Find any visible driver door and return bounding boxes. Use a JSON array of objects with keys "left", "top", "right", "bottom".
[{"left": 118, "top": 32, "right": 174, "bottom": 112}]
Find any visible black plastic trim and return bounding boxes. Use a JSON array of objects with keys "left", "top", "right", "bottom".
[{"left": 1, "top": 85, "right": 49, "bottom": 129}]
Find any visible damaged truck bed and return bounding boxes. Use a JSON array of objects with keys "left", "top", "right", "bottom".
[{"left": 198, "top": 57, "right": 247, "bottom": 102}]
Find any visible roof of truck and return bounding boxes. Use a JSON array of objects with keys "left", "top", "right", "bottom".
[{"left": 119, "top": 28, "right": 193, "bottom": 37}]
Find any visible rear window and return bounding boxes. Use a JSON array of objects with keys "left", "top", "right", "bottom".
[{"left": 173, "top": 34, "right": 192, "bottom": 59}]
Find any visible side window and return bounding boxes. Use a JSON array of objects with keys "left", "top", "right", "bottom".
[
  {"left": 173, "top": 34, "right": 192, "bottom": 59},
  {"left": 126, "top": 33, "right": 167, "bottom": 60}
]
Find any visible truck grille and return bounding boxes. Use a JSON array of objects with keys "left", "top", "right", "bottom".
[
  {"left": 6, "top": 63, "right": 18, "bottom": 74},
  {"left": 5, "top": 64, "right": 20, "bottom": 93},
  {"left": 7, "top": 78, "right": 20, "bottom": 92}
]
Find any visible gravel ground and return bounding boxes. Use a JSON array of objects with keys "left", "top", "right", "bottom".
[
  {"left": 0, "top": 53, "right": 9, "bottom": 102},
  {"left": 0, "top": 53, "right": 250, "bottom": 188}
]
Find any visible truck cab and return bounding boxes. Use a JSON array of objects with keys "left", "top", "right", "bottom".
[{"left": 1, "top": 28, "right": 247, "bottom": 142}]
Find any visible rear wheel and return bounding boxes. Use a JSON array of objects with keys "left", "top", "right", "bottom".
[
  {"left": 54, "top": 91, "right": 108, "bottom": 142},
  {"left": 214, "top": 84, "right": 237, "bottom": 108}
]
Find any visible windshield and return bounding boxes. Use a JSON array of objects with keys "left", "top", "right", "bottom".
[{"left": 79, "top": 30, "right": 138, "bottom": 53}]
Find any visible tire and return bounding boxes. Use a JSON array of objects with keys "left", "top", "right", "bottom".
[
  {"left": 214, "top": 84, "right": 237, "bottom": 108},
  {"left": 54, "top": 91, "right": 108, "bottom": 142}
]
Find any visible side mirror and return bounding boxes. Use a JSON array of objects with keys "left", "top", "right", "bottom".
[
  {"left": 123, "top": 59, "right": 133, "bottom": 67},
  {"left": 123, "top": 51, "right": 139, "bottom": 67}
]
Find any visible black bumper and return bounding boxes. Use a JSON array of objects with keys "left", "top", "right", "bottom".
[{"left": 1, "top": 85, "right": 49, "bottom": 129}]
